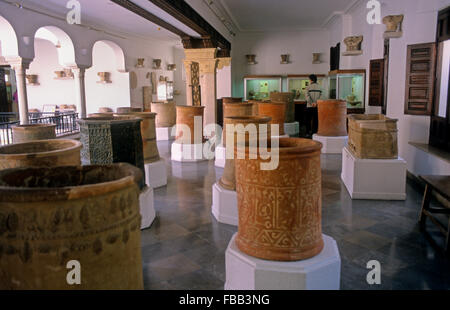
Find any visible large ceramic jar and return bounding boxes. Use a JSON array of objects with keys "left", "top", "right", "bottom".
[
  {"left": 270, "top": 92, "right": 295, "bottom": 123},
  {"left": 222, "top": 97, "right": 243, "bottom": 104},
  {"left": 257, "top": 102, "right": 287, "bottom": 136},
  {"left": 317, "top": 100, "right": 348, "bottom": 137},
  {"left": 235, "top": 138, "right": 324, "bottom": 261},
  {"left": 77, "top": 116, "right": 144, "bottom": 186},
  {"left": 0, "top": 139, "right": 81, "bottom": 170},
  {"left": 12, "top": 124, "right": 56, "bottom": 143},
  {"left": 0, "top": 163, "right": 144, "bottom": 289},
  {"left": 151, "top": 102, "right": 176, "bottom": 128},
  {"left": 175, "top": 106, "right": 205, "bottom": 144},
  {"left": 222, "top": 102, "right": 254, "bottom": 145},
  {"left": 219, "top": 116, "right": 271, "bottom": 191},
  {"left": 115, "top": 112, "right": 160, "bottom": 164},
  {"left": 248, "top": 100, "right": 261, "bottom": 116}
]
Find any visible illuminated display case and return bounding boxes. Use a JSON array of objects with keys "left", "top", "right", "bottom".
[
  {"left": 244, "top": 75, "right": 282, "bottom": 101},
  {"left": 287, "top": 75, "right": 328, "bottom": 102},
  {"left": 328, "top": 70, "right": 366, "bottom": 112}
]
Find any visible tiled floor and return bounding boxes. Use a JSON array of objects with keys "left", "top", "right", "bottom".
[{"left": 141, "top": 140, "right": 450, "bottom": 290}]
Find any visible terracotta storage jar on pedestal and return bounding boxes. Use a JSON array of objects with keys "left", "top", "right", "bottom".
[
  {"left": 222, "top": 102, "right": 254, "bottom": 145},
  {"left": 0, "top": 163, "right": 144, "bottom": 289},
  {"left": 222, "top": 97, "right": 243, "bottom": 104},
  {"left": 175, "top": 106, "right": 205, "bottom": 144},
  {"left": 347, "top": 114, "right": 398, "bottom": 159},
  {"left": 235, "top": 138, "right": 324, "bottom": 261},
  {"left": 151, "top": 102, "right": 176, "bottom": 128},
  {"left": 77, "top": 116, "right": 145, "bottom": 186},
  {"left": 248, "top": 100, "right": 261, "bottom": 116},
  {"left": 270, "top": 92, "right": 295, "bottom": 123},
  {"left": 98, "top": 107, "right": 114, "bottom": 113},
  {"left": 317, "top": 100, "right": 348, "bottom": 137},
  {"left": 257, "top": 102, "right": 287, "bottom": 136},
  {"left": 115, "top": 112, "right": 160, "bottom": 164},
  {"left": 0, "top": 139, "right": 82, "bottom": 170},
  {"left": 12, "top": 124, "right": 56, "bottom": 143},
  {"left": 219, "top": 116, "right": 271, "bottom": 191}
]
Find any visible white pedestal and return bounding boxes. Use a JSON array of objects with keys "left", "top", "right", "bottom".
[
  {"left": 313, "top": 134, "right": 348, "bottom": 154},
  {"left": 156, "top": 127, "right": 174, "bottom": 141},
  {"left": 284, "top": 122, "right": 300, "bottom": 137},
  {"left": 171, "top": 142, "right": 211, "bottom": 162},
  {"left": 144, "top": 159, "right": 167, "bottom": 189},
  {"left": 212, "top": 182, "right": 238, "bottom": 226},
  {"left": 140, "top": 186, "right": 155, "bottom": 230},
  {"left": 341, "top": 146, "right": 407, "bottom": 200},
  {"left": 215, "top": 145, "right": 226, "bottom": 168},
  {"left": 225, "top": 234, "right": 341, "bottom": 290}
]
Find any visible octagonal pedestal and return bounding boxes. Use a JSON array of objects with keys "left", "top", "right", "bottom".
[
  {"left": 313, "top": 134, "right": 348, "bottom": 154},
  {"left": 225, "top": 234, "right": 341, "bottom": 290},
  {"left": 212, "top": 182, "right": 238, "bottom": 226},
  {"left": 171, "top": 142, "right": 213, "bottom": 162},
  {"left": 156, "top": 127, "right": 175, "bottom": 141},
  {"left": 144, "top": 158, "right": 167, "bottom": 189},
  {"left": 215, "top": 144, "right": 226, "bottom": 168},
  {"left": 140, "top": 186, "right": 155, "bottom": 230}
]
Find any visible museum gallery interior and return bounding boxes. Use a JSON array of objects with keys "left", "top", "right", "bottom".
[{"left": 0, "top": 0, "right": 449, "bottom": 291}]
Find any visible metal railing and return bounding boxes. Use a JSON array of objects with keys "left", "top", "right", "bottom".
[{"left": 0, "top": 112, "right": 79, "bottom": 146}]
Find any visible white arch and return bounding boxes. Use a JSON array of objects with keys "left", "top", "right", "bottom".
[
  {"left": 0, "top": 15, "right": 19, "bottom": 58},
  {"left": 35, "top": 26, "right": 76, "bottom": 67},
  {"left": 92, "top": 40, "right": 126, "bottom": 72}
]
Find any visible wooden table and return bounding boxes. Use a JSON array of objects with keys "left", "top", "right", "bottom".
[{"left": 419, "top": 175, "right": 450, "bottom": 253}]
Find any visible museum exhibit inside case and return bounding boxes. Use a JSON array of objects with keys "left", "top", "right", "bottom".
[
  {"left": 287, "top": 75, "right": 328, "bottom": 102},
  {"left": 244, "top": 75, "right": 282, "bottom": 101},
  {"left": 328, "top": 70, "right": 366, "bottom": 113}
]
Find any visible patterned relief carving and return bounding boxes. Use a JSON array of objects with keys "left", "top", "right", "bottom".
[{"left": 191, "top": 62, "right": 201, "bottom": 106}]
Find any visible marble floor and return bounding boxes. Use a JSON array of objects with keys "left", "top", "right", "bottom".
[{"left": 141, "top": 140, "right": 450, "bottom": 290}]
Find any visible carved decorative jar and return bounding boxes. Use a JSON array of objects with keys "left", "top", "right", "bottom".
[
  {"left": 257, "top": 102, "right": 287, "bottom": 136},
  {"left": 151, "top": 102, "right": 176, "bottom": 128},
  {"left": 115, "top": 112, "right": 160, "bottom": 164},
  {"left": 77, "top": 116, "right": 145, "bottom": 186},
  {"left": 222, "top": 97, "right": 243, "bottom": 104},
  {"left": 235, "top": 138, "right": 324, "bottom": 261},
  {"left": 270, "top": 92, "right": 295, "bottom": 123},
  {"left": 0, "top": 139, "right": 81, "bottom": 170},
  {"left": 317, "top": 100, "right": 348, "bottom": 137},
  {"left": 222, "top": 102, "right": 254, "bottom": 145},
  {"left": 347, "top": 114, "right": 398, "bottom": 159},
  {"left": 12, "top": 124, "right": 56, "bottom": 143},
  {"left": 175, "top": 106, "right": 205, "bottom": 144},
  {"left": 0, "top": 163, "right": 144, "bottom": 289}
]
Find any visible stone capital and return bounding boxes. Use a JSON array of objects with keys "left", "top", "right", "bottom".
[
  {"left": 184, "top": 48, "right": 217, "bottom": 61},
  {"left": 6, "top": 57, "right": 33, "bottom": 71},
  {"left": 217, "top": 57, "right": 231, "bottom": 70},
  {"left": 199, "top": 59, "right": 219, "bottom": 74}
]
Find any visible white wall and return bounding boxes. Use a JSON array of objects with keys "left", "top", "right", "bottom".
[
  {"left": 231, "top": 30, "right": 330, "bottom": 97},
  {"left": 327, "top": 0, "right": 450, "bottom": 176},
  {"left": 217, "top": 64, "right": 232, "bottom": 99},
  {"left": 173, "top": 47, "right": 187, "bottom": 106}
]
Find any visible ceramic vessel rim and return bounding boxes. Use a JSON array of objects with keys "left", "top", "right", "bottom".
[
  {"left": 12, "top": 124, "right": 57, "bottom": 130},
  {"left": 238, "top": 138, "right": 322, "bottom": 154},
  {"left": 224, "top": 116, "right": 271, "bottom": 123},
  {"left": 0, "top": 139, "right": 82, "bottom": 158}
]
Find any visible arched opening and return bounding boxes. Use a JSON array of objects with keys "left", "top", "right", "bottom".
[{"left": 85, "top": 40, "right": 130, "bottom": 114}]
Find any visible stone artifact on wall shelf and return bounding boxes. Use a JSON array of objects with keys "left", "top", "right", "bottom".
[
  {"left": 136, "top": 58, "right": 145, "bottom": 68},
  {"left": 313, "top": 53, "right": 321, "bottom": 64},
  {"left": 97, "top": 72, "right": 112, "bottom": 84},
  {"left": 64, "top": 68, "right": 74, "bottom": 78},
  {"left": 151, "top": 72, "right": 157, "bottom": 94},
  {"left": 280, "top": 54, "right": 290, "bottom": 64},
  {"left": 12, "top": 124, "right": 56, "bottom": 143},
  {"left": 174, "top": 90, "right": 181, "bottom": 96},
  {"left": 26, "top": 74, "right": 39, "bottom": 85},
  {"left": 151, "top": 101, "right": 176, "bottom": 128},
  {"left": 0, "top": 163, "right": 144, "bottom": 289},
  {"left": 54, "top": 71, "right": 65, "bottom": 79},
  {"left": 235, "top": 138, "right": 324, "bottom": 261},
  {"left": 257, "top": 101, "right": 287, "bottom": 135},
  {"left": 383, "top": 15, "right": 404, "bottom": 39},
  {"left": 130, "top": 71, "right": 138, "bottom": 90},
  {"left": 245, "top": 54, "right": 257, "bottom": 65},
  {"left": 167, "top": 64, "right": 176, "bottom": 71},
  {"left": 153, "top": 59, "right": 162, "bottom": 70},
  {"left": 0, "top": 139, "right": 81, "bottom": 169},
  {"left": 347, "top": 114, "right": 398, "bottom": 159},
  {"left": 143, "top": 86, "right": 152, "bottom": 108},
  {"left": 342, "top": 36, "right": 363, "bottom": 56},
  {"left": 317, "top": 100, "right": 347, "bottom": 137},
  {"left": 175, "top": 106, "right": 205, "bottom": 144},
  {"left": 269, "top": 92, "right": 295, "bottom": 123}
]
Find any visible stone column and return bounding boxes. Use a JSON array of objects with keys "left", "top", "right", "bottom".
[
  {"left": 72, "top": 66, "right": 88, "bottom": 118},
  {"left": 9, "top": 58, "right": 31, "bottom": 125},
  {"left": 183, "top": 60, "right": 194, "bottom": 106}
]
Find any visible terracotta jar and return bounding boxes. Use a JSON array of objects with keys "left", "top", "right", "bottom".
[
  {"left": 222, "top": 97, "right": 243, "bottom": 104},
  {"left": 235, "top": 138, "right": 324, "bottom": 261},
  {"left": 0, "top": 163, "right": 144, "bottom": 289},
  {"left": 0, "top": 139, "right": 81, "bottom": 170},
  {"left": 348, "top": 114, "right": 398, "bottom": 159},
  {"left": 116, "top": 107, "right": 132, "bottom": 114},
  {"left": 77, "top": 116, "right": 145, "bottom": 187},
  {"left": 175, "top": 106, "right": 205, "bottom": 144},
  {"left": 115, "top": 112, "right": 160, "bottom": 164},
  {"left": 317, "top": 100, "right": 348, "bottom": 137},
  {"left": 270, "top": 92, "right": 295, "bottom": 123},
  {"left": 257, "top": 102, "right": 286, "bottom": 136},
  {"left": 222, "top": 102, "right": 254, "bottom": 145},
  {"left": 98, "top": 107, "right": 114, "bottom": 113},
  {"left": 248, "top": 100, "right": 261, "bottom": 116},
  {"left": 12, "top": 124, "right": 56, "bottom": 143},
  {"left": 219, "top": 116, "right": 271, "bottom": 191},
  {"left": 151, "top": 102, "right": 176, "bottom": 128}
]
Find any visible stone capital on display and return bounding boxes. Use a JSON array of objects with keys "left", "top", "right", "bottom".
[{"left": 217, "top": 57, "right": 231, "bottom": 70}]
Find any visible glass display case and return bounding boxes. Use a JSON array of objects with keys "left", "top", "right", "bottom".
[
  {"left": 244, "top": 75, "right": 282, "bottom": 101},
  {"left": 328, "top": 70, "right": 366, "bottom": 112},
  {"left": 287, "top": 75, "right": 328, "bottom": 102},
  {"left": 157, "top": 81, "right": 174, "bottom": 101}
]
